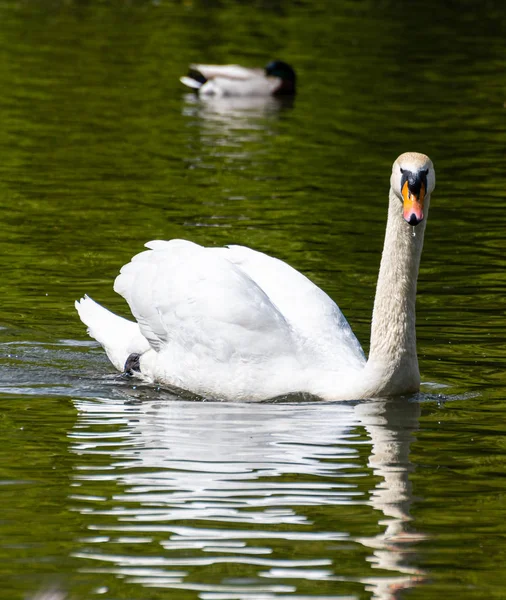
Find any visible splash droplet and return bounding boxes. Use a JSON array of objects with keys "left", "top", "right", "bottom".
[{"left": 412, "top": 227, "right": 416, "bottom": 238}]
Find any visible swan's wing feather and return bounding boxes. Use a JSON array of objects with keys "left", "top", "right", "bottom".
[
  {"left": 113, "top": 240, "right": 199, "bottom": 351},
  {"left": 190, "top": 64, "right": 263, "bottom": 81},
  {"left": 212, "top": 244, "right": 366, "bottom": 370},
  {"left": 113, "top": 240, "right": 297, "bottom": 363}
]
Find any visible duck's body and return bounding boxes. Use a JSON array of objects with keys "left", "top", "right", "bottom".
[
  {"left": 76, "top": 153, "right": 435, "bottom": 402},
  {"left": 180, "top": 60, "right": 296, "bottom": 97}
]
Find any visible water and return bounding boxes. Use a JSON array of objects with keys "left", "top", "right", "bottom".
[{"left": 1, "top": 0, "right": 506, "bottom": 598}]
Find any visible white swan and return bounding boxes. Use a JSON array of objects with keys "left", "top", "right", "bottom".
[{"left": 76, "top": 152, "right": 435, "bottom": 401}]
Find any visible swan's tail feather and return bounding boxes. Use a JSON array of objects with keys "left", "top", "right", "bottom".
[{"left": 75, "top": 295, "right": 150, "bottom": 372}]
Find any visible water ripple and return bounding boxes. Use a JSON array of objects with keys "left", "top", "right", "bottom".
[{"left": 65, "top": 397, "right": 425, "bottom": 598}]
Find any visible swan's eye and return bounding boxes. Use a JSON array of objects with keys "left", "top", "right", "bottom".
[{"left": 400, "top": 168, "right": 406, "bottom": 174}]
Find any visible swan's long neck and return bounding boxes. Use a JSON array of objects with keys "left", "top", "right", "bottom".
[{"left": 364, "top": 188, "right": 430, "bottom": 395}]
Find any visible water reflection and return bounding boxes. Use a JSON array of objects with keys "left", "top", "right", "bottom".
[
  {"left": 355, "top": 399, "right": 425, "bottom": 598},
  {"left": 182, "top": 93, "right": 294, "bottom": 124},
  {"left": 182, "top": 92, "right": 293, "bottom": 168},
  {"left": 70, "top": 394, "right": 425, "bottom": 599}
]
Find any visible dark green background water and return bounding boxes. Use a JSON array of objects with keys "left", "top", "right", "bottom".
[{"left": 1, "top": 0, "right": 506, "bottom": 598}]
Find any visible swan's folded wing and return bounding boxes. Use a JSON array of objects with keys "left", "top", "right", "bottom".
[
  {"left": 113, "top": 240, "right": 298, "bottom": 364},
  {"left": 212, "top": 245, "right": 366, "bottom": 371},
  {"left": 190, "top": 64, "right": 263, "bottom": 81}
]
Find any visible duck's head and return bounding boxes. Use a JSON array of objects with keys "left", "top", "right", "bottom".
[
  {"left": 391, "top": 152, "right": 436, "bottom": 226},
  {"left": 265, "top": 60, "right": 296, "bottom": 94}
]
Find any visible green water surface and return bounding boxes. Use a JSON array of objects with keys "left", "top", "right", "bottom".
[{"left": 0, "top": 0, "right": 506, "bottom": 598}]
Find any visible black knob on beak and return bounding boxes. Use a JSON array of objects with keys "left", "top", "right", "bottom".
[{"left": 407, "top": 213, "right": 423, "bottom": 226}]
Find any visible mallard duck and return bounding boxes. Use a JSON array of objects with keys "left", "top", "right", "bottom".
[
  {"left": 179, "top": 60, "right": 296, "bottom": 97},
  {"left": 76, "top": 153, "right": 435, "bottom": 402}
]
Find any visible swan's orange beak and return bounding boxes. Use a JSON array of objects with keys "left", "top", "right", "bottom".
[{"left": 402, "top": 180, "right": 425, "bottom": 226}]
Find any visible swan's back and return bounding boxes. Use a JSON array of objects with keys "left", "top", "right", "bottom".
[
  {"left": 211, "top": 244, "right": 365, "bottom": 371},
  {"left": 112, "top": 240, "right": 365, "bottom": 398}
]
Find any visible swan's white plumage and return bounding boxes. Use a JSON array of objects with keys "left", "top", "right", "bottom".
[
  {"left": 75, "top": 295, "right": 149, "bottom": 371},
  {"left": 209, "top": 244, "right": 365, "bottom": 371},
  {"left": 76, "top": 152, "right": 435, "bottom": 402},
  {"left": 115, "top": 239, "right": 295, "bottom": 360},
  {"left": 94, "top": 239, "right": 365, "bottom": 399}
]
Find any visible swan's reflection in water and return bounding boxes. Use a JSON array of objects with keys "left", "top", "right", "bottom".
[
  {"left": 70, "top": 393, "right": 425, "bottom": 599},
  {"left": 355, "top": 399, "right": 426, "bottom": 598}
]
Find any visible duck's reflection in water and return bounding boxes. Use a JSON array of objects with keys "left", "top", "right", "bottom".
[
  {"left": 70, "top": 391, "right": 425, "bottom": 600},
  {"left": 182, "top": 92, "right": 294, "bottom": 122},
  {"left": 182, "top": 93, "right": 294, "bottom": 166}
]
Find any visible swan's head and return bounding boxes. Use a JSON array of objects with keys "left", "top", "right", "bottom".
[{"left": 391, "top": 152, "right": 435, "bottom": 226}]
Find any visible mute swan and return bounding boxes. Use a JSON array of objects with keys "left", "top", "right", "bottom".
[
  {"left": 179, "top": 60, "right": 296, "bottom": 97},
  {"left": 76, "top": 152, "right": 435, "bottom": 402}
]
